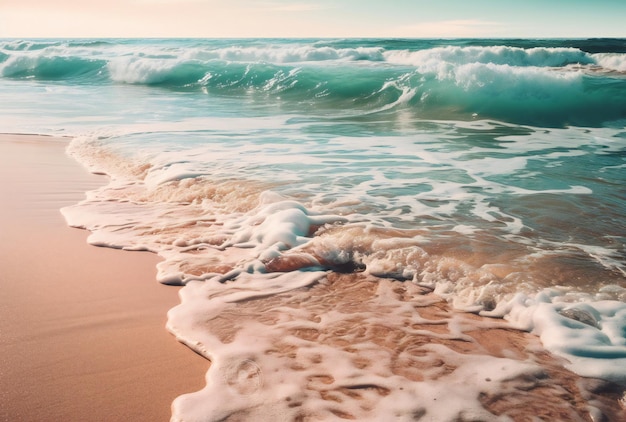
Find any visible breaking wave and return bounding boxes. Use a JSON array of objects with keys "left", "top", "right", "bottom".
[{"left": 2, "top": 38, "right": 626, "bottom": 126}]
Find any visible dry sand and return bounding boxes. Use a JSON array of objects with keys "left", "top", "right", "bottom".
[{"left": 0, "top": 134, "right": 207, "bottom": 422}]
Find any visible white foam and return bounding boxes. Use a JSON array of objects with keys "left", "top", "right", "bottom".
[
  {"left": 107, "top": 56, "right": 182, "bottom": 84},
  {"left": 187, "top": 45, "right": 386, "bottom": 64},
  {"left": 503, "top": 296, "right": 626, "bottom": 384},
  {"left": 592, "top": 53, "right": 626, "bottom": 72},
  {"left": 384, "top": 46, "right": 594, "bottom": 69},
  {"left": 168, "top": 273, "right": 555, "bottom": 421}
]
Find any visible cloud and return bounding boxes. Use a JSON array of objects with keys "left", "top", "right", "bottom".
[{"left": 397, "top": 19, "right": 505, "bottom": 38}]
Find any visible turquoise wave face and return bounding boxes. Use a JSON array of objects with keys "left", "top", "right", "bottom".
[{"left": 1, "top": 38, "right": 625, "bottom": 127}]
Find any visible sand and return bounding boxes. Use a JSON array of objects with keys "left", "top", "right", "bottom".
[{"left": 0, "top": 134, "right": 207, "bottom": 422}]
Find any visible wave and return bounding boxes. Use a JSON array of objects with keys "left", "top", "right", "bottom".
[
  {"left": 2, "top": 39, "right": 626, "bottom": 126},
  {"left": 3, "top": 39, "right": 625, "bottom": 69},
  {"left": 593, "top": 53, "right": 626, "bottom": 72},
  {"left": 104, "top": 55, "right": 626, "bottom": 126},
  {"left": 416, "top": 62, "right": 626, "bottom": 126},
  {"left": 186, "top": 45, "right": 386, "bottom": 63},
  {"left": 384, "top": 46, "right": 596, "bottom": 68},
  {"left": 107, "top": 56, "right": 207, "bottom": 85},
  {"left": 0, "top": 54, "right": 106, "bottom": 80}
]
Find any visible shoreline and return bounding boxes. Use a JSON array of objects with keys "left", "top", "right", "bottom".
[
  {"left": 2, "top": 133, "right": 624, "bottom": 420},
  {"left": 0, "top": 134, "right": 207, "bottom": 421}
]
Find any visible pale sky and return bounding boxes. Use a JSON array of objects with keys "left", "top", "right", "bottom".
[{"left": 1, "top": 0, "right": 624, "bottom": 39}]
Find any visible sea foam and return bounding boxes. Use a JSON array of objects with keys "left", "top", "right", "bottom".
[{"left": 61, "top": 123, "right": 626, "bottom": 400}]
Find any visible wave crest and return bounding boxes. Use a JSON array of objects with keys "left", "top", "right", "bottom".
[{"left": 384, "top": 46, "right": 595, "bottom": 68}]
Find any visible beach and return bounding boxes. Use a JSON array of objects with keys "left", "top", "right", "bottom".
[
  {"left": 0, "top": 134, "right": 207, "bottom": 422},
  {"left": 1, "top": 38, "right": 625, "bottom": 421}
]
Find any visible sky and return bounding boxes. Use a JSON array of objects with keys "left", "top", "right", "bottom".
[{"left": 0, "top": 0, "right": 625, "bottom": 39}]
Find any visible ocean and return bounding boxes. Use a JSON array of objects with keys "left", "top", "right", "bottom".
[{"left": 1, "top": 38, "right": 625, "bottom": 420}]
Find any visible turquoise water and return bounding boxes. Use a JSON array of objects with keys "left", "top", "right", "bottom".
[
  {"left": 2, "top": 38, "right": 625, "bottom": 419},
  {"left": 2, "top": 38, "right": 626, "bottom": 126}
]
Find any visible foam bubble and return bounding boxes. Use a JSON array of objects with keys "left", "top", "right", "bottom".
[{"left": 503, "top": 297, "right": 626, "bottom": 384}]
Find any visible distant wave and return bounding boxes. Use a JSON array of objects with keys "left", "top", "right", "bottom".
[
  {"left": 384, "top": 46, "right": 596, "bottom": 68},
  {"left": 187, "top": 45, "right": 386, "bottom": 63}
]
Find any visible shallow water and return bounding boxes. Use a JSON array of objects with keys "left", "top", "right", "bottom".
[{"left": 2, "top": 37, "right": 625, "bottom": 420}]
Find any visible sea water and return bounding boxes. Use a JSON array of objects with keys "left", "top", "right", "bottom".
[{"left": 1, "top": 38, "right": 625, "bottom": 420}]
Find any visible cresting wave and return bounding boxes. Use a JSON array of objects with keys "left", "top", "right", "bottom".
[{"left": 2, "top": 39, "right": 626, "bottom": 126}]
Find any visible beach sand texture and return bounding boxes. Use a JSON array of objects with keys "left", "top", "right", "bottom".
[{"left": 0, "top": 135, "right": 206, "bottom": 422}]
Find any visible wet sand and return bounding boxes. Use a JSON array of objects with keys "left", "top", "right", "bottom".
[
  {"left": 0, "top": 134, "right": 207, "bottom": 422},
  {"left": 175, "top": 271, "right": 625, "bottom": 420}
]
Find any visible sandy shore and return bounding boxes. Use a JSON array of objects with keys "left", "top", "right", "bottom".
[{"left": 0, "top": 134, "right": 207, "bottom": 422}]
